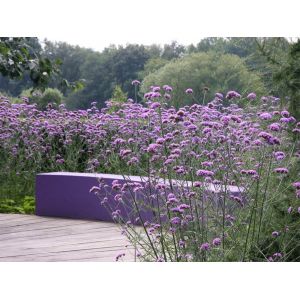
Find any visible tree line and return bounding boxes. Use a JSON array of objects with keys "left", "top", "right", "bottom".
[{"left": 0, "top": 37, "right": 299, "bottom": 117}]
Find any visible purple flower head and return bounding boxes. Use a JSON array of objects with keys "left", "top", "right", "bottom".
[
  {"left": 199, "top": 242, "right": 210, "bottom": 251},
  {"left": 163, "top": 85, "right": 173, "bottom": 92},
  {"left": 240, "top": 169, "right": 258, "bottom": 176},
  {"left": 212, "top": 238, "right": 222, "bottom": 247},
  {"left": 149, "top": 102, "right": 161, "bottom": 110},
  {"left": 56, "top": 158, "right": 64, "bottom": 164},
  {"left": 279, "top": 117, "right": 290, "bottom": 123},
  {"left": 281, "top": 110, "right": 290, "bottom": 118},
  {"left": 166, "top": 193, "right": 178, "bottom": 205},
  {"left": 247, "top": 92, "right": 256, "bottom": 100},
  {"left": 179, "top": 239, "right": 185, "bottom": 248},
  {"left": 89, "top": 186, "right": 101, "bottom": 193},
  {"left": 201, "top": 161, "right": 213, "bottom": 167},
  {"left": 215, "top": 92, "right": 224, "bottom": 99},
  {"left": 231, "top": 196, "right": 244, "bottom": 207},
  {"left": 112, "top": 209, "right": 121, "bottom": 219},
  {"left": 272, "top": 253, "right": 282, "bottom": 260},
  {"left": 287, "top": 207, "right": 293, "bottom": 214},
  {"left": 274, "top": 151, "right": 285, "bottom": 160},
  {"left": 147, "top": 143, "right": 161, "bottom": 154},
  {"left": 196, "top": 169, "right": 214, "bottom": 177},
  {"left": 112, "top": 180, "right": 122, "bottom": 190},
  {"left": 269, "top": 123, "right": 280, "bottom": 132},
  {"left": 156, "top": 257, "right": 165, "bottom": 262},
  {"left": 226, "top": 91, "right": 241, "bottom": 99},
  {"left": 187, "top": 124, "right": 197, "bottom": 131},
  {"left": 178, "top": 203, "right": 190, "bottom": 210},
  {"left": 170, "top": 217, "right": 181, "bottom": 225},
  {"left": 127, "top": 157, "right": 139, "bottom": 166},
  {"left": 272, "top": 231, "right": 280, "bottom": 238},
  {"left": 171, "top": 207, "right": 184, "bottom": 213},
  {"left": 131, "top": 80, "right": 140, "bottom": 86},
  {"left": 151, "top": 86, "right": 161, "bottom": 92},
  {"left": 274, "top": 167, "right": 289, "bottom": 174},
  {"left": 120, "top": 149, "right": 132, "bottom": 158},
  {"left": 185, "top": 88, "right": 193, "bottom": 94},
  {"left": 115, "top": 252, "right": 126, "bottom": 261},
  {"left": 164, "top": 93, "right": 171, "bottom": 100},
  {"left": 259, "top": 112, "right": 272, "bottom": 120},
  {"left": 156, "top": 137, "right": 165, "bottom": 144},
  {"left": 292, "top": 182, "right": 300, "bottom": 190},
  {"left": 155, "top": 183, "right": 167, "bottom": 190}
]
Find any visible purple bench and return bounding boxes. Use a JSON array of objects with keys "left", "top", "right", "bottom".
[{"left": 35, "top": 172, "right": 243, "bottom": 223}]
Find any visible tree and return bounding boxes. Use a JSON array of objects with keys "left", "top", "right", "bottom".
[
  {"left": 138, "top": 57, "right": 169, "bottom": 79},
  {"left": 43, "top": 40, "right": 91, "bottom": 92},
  {"left": 0, "top": 38, "right": 61, "bottom": 90},
  {"left": 141, "top": 52, "right": 266, "bottom": 107},
  {"left": 161, "top": 41, "right": 186, "bottom": 60},
  {"left": 66, "top": 44, "right": 150, "bottom": 109},
  {"left": 0, "top": 37, "right": 84, "bottom": 95},
  {"left": 257, "top": 38, "right": 300, "bottom": 119}
]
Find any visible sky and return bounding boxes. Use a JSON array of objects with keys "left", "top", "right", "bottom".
[{"left": 2, "top": 0, "right": 299, "bottom": 52}]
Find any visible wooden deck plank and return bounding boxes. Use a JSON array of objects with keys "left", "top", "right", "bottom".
[
  {"left": 0, "top": 213, "right": 136, "bottom": 262},
  {"left": 0, "top": 227, "right": 123, "bottom": 243},
  {"left": 0, "top": 239, "right": 131, "bottom": 256},
  {"left": 0, "top": 221, "right": 120, "bottom": 236}
]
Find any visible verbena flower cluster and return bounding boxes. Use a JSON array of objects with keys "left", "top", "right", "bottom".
[{"left": 0, "top": 85, "right": 299, "bottom": 261}]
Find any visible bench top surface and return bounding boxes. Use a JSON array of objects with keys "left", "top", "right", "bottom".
[{"left": 37, "top": 172, "right": 243, "bottom": 193}]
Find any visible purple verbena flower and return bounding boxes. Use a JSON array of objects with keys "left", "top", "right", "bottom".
[
  {"left": 226, "top": 91, "right": 241, "bottom": 99},
  {"left": 196, "top": 169, "right": 214, "bottom": 177},
  {"left": 170, "top": 217, "right": 181, "bottom": 225},
  {"left": 292, "top": 182, "right": 300, "bottom": 190},
  {"left": 212, "top": 238, "right": 222, "bottom": 247},
  {"left": 247, "top": 92, "right": 256, "bottom": 100},
  {"left": 131, "top": 80, "right": 140, "bottom": 86},
  {"left": 215, "top": 92, "right": 224, "bottom": 99},
  {"left": 116, "top": 252, "right": 126, "bottom": 261},
  {"left": 199, "top": 242, "right": 210, "bottom": 251},
  {"left": 274, "top": 168, "right": 289, "bottom": 174}
]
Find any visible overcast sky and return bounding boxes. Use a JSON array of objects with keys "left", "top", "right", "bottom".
[{"left": 2, "top": 0, "right": 299, "bottom": 52}]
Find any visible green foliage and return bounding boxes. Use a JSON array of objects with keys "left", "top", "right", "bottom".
[
  {"left": 0, "top": 90, "right": 22, "bottom": 103},
  {"left": 39, "top": 88, "right": 64, "bottom": 109},
  {"left": 0, "top": 37, "right": 61, "bottom": 90},
  {"left": 21, "top": 88, "right": 64, "bottom": 110},
  {"left": 106, "top": 85, "right": 128, "bottom": 113},
  {"left": 65, "top": 44, "right": 151, "bottom": 109},
  {"left": 0, "top": 196, "right": 35, "bottom": 214},
  {"left": 257, "top": 38, "right": 300, "bottom": 119},
  {"left": 161, "top": 41, "right": 185, "bottom": 60},
  {"left": 0, "top": 37, "right": 297, "bottom": 111},
  {"left": 111, "top": 85, "right": 127, "bottom": 102},
  {"left": 0, "top": 37, "right": 84, "bottom": 96},
  {"left": 138, "top": 57, "right": 169, "bottom": 79},
  {"left": 141, "top": 52, "right": 266, "bottom": 107}
]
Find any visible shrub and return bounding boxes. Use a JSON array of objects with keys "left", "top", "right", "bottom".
[
  {"left": 20, "top": 88, "right": 64, "bottom": 110},
  {"left": 141, "top": 52, "right": 266, "bottom": 107}
]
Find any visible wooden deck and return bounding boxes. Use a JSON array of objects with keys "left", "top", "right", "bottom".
[{"left": 0, "top": 214, "right": 135, "bottom": 262}]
